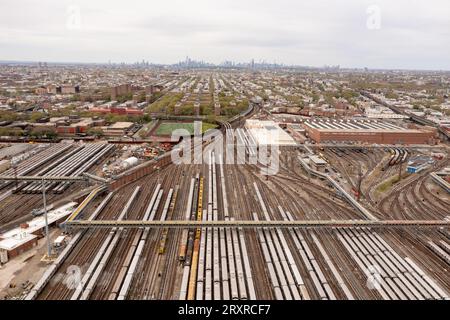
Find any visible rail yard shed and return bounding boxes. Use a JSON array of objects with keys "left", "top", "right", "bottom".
[
  {"left": 303, "top": 119, "right": 436, "bottom": 145},
  {"left": 0, "top": 202, "right": 76, "bottom": 263},
  {"left": 308, "top": 155, "right": 327, "bottom": 172}
]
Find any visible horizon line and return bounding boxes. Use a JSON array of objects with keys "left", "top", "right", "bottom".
[{"left": 0, "top": 59, "right": 449, "bottom": 73}]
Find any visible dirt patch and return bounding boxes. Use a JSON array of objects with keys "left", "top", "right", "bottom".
[{"left": 0, "top": 228, "right": 61, "bottom": 300}]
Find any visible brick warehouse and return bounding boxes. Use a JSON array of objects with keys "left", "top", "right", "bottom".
[{"left": 303, "top": 119, "right": 437, "bottom": 145}]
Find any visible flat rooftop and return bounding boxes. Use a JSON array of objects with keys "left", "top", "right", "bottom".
[
  {"left": 108, "top": 122, "right": 134, "bottom": 130},
  {"left": 245, "top": 120, "right": 297, "bottom": 146},
  {"left": 0, "top": 202, "right": 76, "bottom": 251},
  {"left": 304, "top": 119, "right": 411, "bottom": 132},
  {"left": 407, "top": 156, "right": 433, "bottom": 168},
  {"left": 309, "top": 155, "right": 327, "bottom": 165}
]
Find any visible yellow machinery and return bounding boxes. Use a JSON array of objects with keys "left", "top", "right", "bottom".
[{"left": 186, "top": 177, "right": 203, "bottom": 300}]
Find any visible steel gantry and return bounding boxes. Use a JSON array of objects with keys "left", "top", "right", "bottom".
[
  {"left": 63, "top": 219, "right": 450, "bottom": 230},
  {"left": 0, "top": 172, "right": 111, "bottom": 183},
  {"left": 0, "top": 175, "right": 86, "bottom": 182}
]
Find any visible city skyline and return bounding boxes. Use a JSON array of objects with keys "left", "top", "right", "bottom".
[
  {"left": 0, "top": 57, "right": 449, "bottom": 72},
  {"left": 1, "top": 0, "right": 450, "bottom": 70}
]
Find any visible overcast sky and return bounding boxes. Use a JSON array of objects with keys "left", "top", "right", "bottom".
[{"left": 1, "top": 0, "right": 449, "bottom": 70}]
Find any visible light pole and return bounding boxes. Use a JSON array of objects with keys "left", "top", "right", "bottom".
[
  {"left": 41, "top": 178, "right": 51, "bottom": 259},
  {"left": 13, "top": 163, "right": 18, "bottom": 191},
  {"left": 155, "top": 166, "right": 161, "bottom": 184}
]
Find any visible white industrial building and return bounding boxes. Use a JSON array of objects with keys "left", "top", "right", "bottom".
[
  {"left": 0, "top": 202, "right": 76, "bottom": 263},
  {"left": 245, "top": 120, "right": 297, "bottom": 146}
]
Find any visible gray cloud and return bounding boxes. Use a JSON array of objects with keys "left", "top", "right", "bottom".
[{"left": 0, "top": 0, "right": 449, "bottom": 69}]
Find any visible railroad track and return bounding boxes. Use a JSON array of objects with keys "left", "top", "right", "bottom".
[
  {"left": 36, "top": 163, "right": 177, "bottom": 300},
  {"left": 36, "top": 188, "right": 135, "bottom": 299},
  {"left": 97, "top": 162, "right": 188, "bottom": 300},
  {"left": 0, "top": 143, "right": 111, "bottom": 227},
  {"left": 128, "top": 163, "right": 187, "bottom": 300},
  {"left": 377, "top": 160, "right": 450, "bottom": 220},
  {"left": 28, "top": 107, "right": 450, "bottom": 301}
]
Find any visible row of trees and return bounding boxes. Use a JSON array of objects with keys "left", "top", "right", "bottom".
[
  {"left": 147, "top": 93, "right": 184, "bottom": 114},
  {"left": 0, "top": 127, "right": 57, "bottom": 139},
  {"left": 0, "top": 111, "right": 51, "bottom": 123}
]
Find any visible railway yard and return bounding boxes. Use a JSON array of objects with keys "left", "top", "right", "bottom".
[
  {"left": 1, "top": 69, "right": 450, "bottom": 301},
  {"left": 0, "top": 142, "right": 114, "bottom": 231},
  {"left": 0, "top": 113, "right": 448, "bottom": 301},
  {"left": 1, "top": 0, "right": 450, "bottom": 310},
  {"left": 320, "top": 147, "right": 449, "bottom": 220}
]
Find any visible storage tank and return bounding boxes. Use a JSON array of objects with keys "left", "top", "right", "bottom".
[{"left": 122, "top": 157, "right": 138, "bottom": 169}]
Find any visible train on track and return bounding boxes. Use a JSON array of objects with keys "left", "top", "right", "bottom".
[{"left": 387, "top": 148, "right": 409, "bottom": 167}]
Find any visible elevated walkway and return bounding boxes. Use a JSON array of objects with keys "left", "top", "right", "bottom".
[
  {"left": 430, "top": 172, "right": 450, "bottom": 193},
  {"left": 65, "top": 186, "right": 107, "bottom": 222}
]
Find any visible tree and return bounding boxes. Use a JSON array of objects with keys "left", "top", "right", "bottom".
[
  {"left": 117, "top": 93, "right": 133, "bottom": 103},
  {"left": 142, "top": 114, "right": 152, "bottom": 123},
  {"left": 385, "top": 90, "right": 399, "bottom": 100},
  {"left": 70, "top": 94, "right": 81, "bottom": 102},
  {"left": 137, "top": 92, "right": 147, "bottom": 103},
  {"left": 0, "top": 111, "right": 19, "bottom": 122},
  {"left": 105, "top": 114, "right": 128, "bottom": 123},
  {"left": 29, "top": 128, "right": 57, "bottom": 140},
  {"left": 0, "top": 127, "right": 23, "bottom": 136},
  {"left": 87, "top": 128, "right": 104, "bottom": 137},
  {"left": 30, "top": 111, "right": 46, "bottom": 123}
]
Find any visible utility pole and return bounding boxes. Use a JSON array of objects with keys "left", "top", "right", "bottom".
[
  {"left": 13, "top": 163, "right": 18, "bottom": 191},
  {"left": 398, "top": 143, "right": 405, "bottom": 182},
  {"left": 156, "top": 166, "right": 160, "bottom": 184},
  {"left": 357, "top": 164, "right": 362, "bottom": 201},
  {"left": 41, "top": 178, "right": 51, "bottom": 259},
  {"left": 398, "top": 147, "right": 409, "bottom": 181}
]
